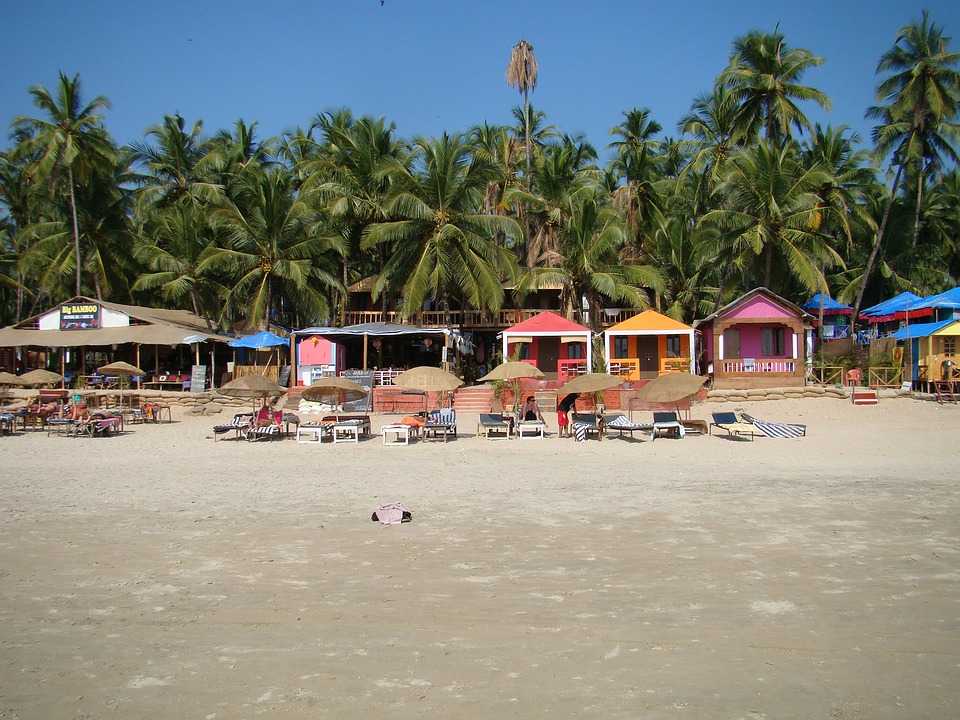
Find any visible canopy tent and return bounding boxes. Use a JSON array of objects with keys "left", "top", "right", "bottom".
[
  {"left": 500, "top": 311, "right": 592, "bottom": 377},
  {"left": 898, "top": 287, "right": 960, "bottom": 321},
  {"left": 602, "top": 309, "right": 695, "bottom": 378},
  {"left": 802, "top": 293, "right": 852, "bottom": 316},
  {"left": 228, "top": 331, "right": 288, "bottom": 349},
  {"left": 859, "top": 291, "right": 922, "bottom": 322}
]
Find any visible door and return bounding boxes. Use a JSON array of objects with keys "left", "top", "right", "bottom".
[
  {"left": 538, "top": 338, "right": 560, "bottom": 376},
  {"left": 638, "top": 336, "right": 659, "bottom": 378}
]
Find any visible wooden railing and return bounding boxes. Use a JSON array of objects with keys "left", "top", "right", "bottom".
[
  {"left": 720, "top": 358, "right": 797, "bottom": 374},
  {"left": 660, "top": 357, "right": 690, "bottom": 374},
  {"left": 557, "top": 359, "right": 589, "bottom": 381},
  {"left": 808, "top": 365, "right": 843, "bottom": 386},
  {"left": 609, "top": 358, "right": 640, "bottom": 380},
  {"left": 341, "top": 308, "right": 646, "bottom": 329},
  {"left": 867, "top": 366, "right": 903, "bottom": 388}
]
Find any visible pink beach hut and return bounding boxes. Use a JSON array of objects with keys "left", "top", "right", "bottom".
[
  {"left": 693, "top": 287, "right": 813, "bottom": 389},
  {"left": 500, "top": 311, "right": 593, "bottom": 380}
]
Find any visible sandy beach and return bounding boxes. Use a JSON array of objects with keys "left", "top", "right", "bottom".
[{"left": 1, "top": 397, "right": 959, "bottom": 718}]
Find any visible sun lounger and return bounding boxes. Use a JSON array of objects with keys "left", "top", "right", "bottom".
[
  {"left": 477, "top": 413, "right": 510, "bottom": 439},
  {"left": 322, "top": 414, "right": 371, "bottom": 436},
  {"left": 424, "top": 408, "right": 457, "bottom": 442},
  {"left": 651, "top": 412, "right": 685, "bottom": 441},
  {"left": 213, "top": 413, "right": 252, "bottom": 441},
  {"left": 604, "top": 413, "right": 651, "bottom": 439},
  {"left": 570, "top": 413, "right": 603, "bottom": 442},
  {"left": 739, "top": 413, "right": 807, "bottom": 438},
  {"left": 0, "top": 412, "right": 16, "bottom": 435},
  {"left": 709, "top": 412, "right": 758, "bottom": 441}
]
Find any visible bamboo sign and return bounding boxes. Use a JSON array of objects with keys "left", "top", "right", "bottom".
[{"left": 60, "top": 303, "right": 100, "bottom": 330}]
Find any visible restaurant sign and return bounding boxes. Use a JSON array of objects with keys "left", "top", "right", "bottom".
[{"left": 60, "top": 302, "right": 101, "bottom": 330}]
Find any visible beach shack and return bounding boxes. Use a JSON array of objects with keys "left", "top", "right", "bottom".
[
  {"left": 602, "top": 310, "right": 694, "bottom": 380},
  {"left": 803, "top": 293, "right": 852, "bottom": 340},
  {"left": 500, "top": 311, "right": 592, "bottom": 380},
  {"left": 694, "top": 287, "right": 813, "bottom": 389},
  {"left": 858, "top": 291, "right": 922, "bottom": 342},
  {"left": 894, "top": 317, "right": 960, "bottom": 387}
]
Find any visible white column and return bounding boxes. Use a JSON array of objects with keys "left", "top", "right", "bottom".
[
  {"left": 603, "top": 332, "right": 611, "bottom": 374},
  {"left": 586, "top": 333, "right": 593, "bottom": 373},
  {"left": 688, "top": 331, "right": 695, "bottom": 373},
  {"left": 718, "top": 333, "right": 724, "bottom": 361},
  {"left": 502, "top": 334, "right": 509, "bottom": 362},
  {"left": 792, "top": 332, "right": 798, "bottom": 359}
]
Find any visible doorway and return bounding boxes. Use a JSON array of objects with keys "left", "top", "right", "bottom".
[
  {"left": 638, "top": 336, "right": 659, "bottom": 379},
  {"left": 538, "top": 337, "right": 560, "bottom": 376}
]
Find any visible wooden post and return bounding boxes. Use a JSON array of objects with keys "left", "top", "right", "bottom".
[
  {"left": 135, "top": 344, "right": 141, "bottom": 388},
  {"left": 289, "top": 334, "right": 297, "bottom": 388},
  {"left": 363, "top": 333, "right": 368, "bottom": 370},
  {"left": 60, "top": 349, "right": 65, "bottom": 389},
  {"left": 195, "top": 343, "right": 200, "bottom": 365},
  {"left": 154, "top": 345, "right": 159, "bottom": 378},
  {"left": 209, "top": 344, "right": 215, "bottom": 390}
]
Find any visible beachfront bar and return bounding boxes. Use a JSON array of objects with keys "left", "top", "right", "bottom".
[
  {"left": 603, "top": 310, "right": 695, "bottom": 380},
  {"left": 500, "top": 311, "right": 592, "bottom": 381},
  {"left": 694, "top": 288, "right": 813, "bottom": 389}
]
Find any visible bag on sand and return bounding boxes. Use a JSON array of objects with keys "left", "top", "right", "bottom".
[{"left": 371, "top": 502, "right": 412, "bottom": 525}]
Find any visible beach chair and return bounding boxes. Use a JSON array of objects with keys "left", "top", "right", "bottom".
[
  {"left": 477, "top": 413, "right": 510, "bottom": 439},
  {"left": 212, "top": 413, "right": 252, "bottom": 441},
  {"left": 709, "top": 412, "right": 757, "bottom": 441},
  {"left": 604, "top": 413, "right": 650, "bottom": 439},
  {"left": 424, "top": 408, "right": 457, "bottom": 442},
  {"left": 570, "top": 413, "right": 602, "bottom": 442},
  {"left": 739, "top": 413, "right": 807, "bottom": 438},
  {"left": 651, "top": 412, "right": 685, "bottom": 441},
  {"left": 322, "top": 414, "right": 372, "bottom": 437}
]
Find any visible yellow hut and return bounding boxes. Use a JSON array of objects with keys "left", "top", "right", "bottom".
[{"left": 603, "top": 310, "right": 695, "bottom": 380}]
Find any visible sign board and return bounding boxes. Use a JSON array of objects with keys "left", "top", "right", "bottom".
[
  {"left": 60, "top": 302, "right": 100, "bottom": 330},
  {"left": 341, "top": 369, "right": 373, "bottom": 412},
  {"left": 190, "top": 365, "right": 207, "bottom": 393}
]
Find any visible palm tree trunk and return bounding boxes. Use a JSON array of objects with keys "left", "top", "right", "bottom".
[
  {"left": 912, "top": 165, "right": 923, "bottom": 248},
  {"left": 763, "top": 243, "right": 774, "bottom": 288},
  {"left": 850, "top": 163, "right": 905, "bottom": 329},
  {"left": 67, "top": 166, "right": 82, "bottom": 296},
  {"left": 523, "top": 90, "right": 531, "bottom": 188}
]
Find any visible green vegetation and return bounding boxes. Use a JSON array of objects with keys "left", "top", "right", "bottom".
[{"left": 1, "top": 13, "right": 958, "bottom": 331}]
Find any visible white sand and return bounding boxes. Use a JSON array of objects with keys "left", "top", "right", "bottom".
[{"left": 1, "top": 398, "right": 958, "bottom": 718}]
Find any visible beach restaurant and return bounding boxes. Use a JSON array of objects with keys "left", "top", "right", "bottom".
[
  {"left": 602, "top": 309, "right": 695, "bottom": 381},
  {"left": 694, "top": 287, "right": 813, "bottom": 389},
  {"left": 0, "top": 296, "right": 233, "bottom": 389},
  {"left": 500, "top": 311, "right": 592, "bottom": 381}
]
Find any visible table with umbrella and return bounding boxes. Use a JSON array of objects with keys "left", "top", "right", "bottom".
[
  {"left": 218, "top": 374, "right": 288, "bottom": 441},
  {"left": 299, "top": 378, "right": 371, "bottom": 443},
  {"left": 557, "top": 373, "right": 625, "bottom": 441},
  {"left": 391, "top": 367, "right": 463, "bottom": 442},
  {"left": 631, "top": 373, "right": 709, "bottom": 436}
]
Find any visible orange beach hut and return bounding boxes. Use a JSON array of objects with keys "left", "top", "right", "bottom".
[{"left": 603, "top": 310, "right": 695, "bottom": 380}]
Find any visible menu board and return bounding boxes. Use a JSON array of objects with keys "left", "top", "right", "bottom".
[
  {"left": 60, "top": 302, "right": 100, "bottom": 330},
  {"left": 341, "top": 370, "right": 373, "bottom": 412},
  {"left": 190, "top": 365, "right": 207, "bottom": 393}
]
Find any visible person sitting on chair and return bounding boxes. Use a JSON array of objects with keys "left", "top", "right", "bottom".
[{"left": 522, "top": 395, "right": 542, "bottom": 422}]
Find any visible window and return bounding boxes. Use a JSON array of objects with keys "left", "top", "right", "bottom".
[
  {"left": 516, "top": 343, "right": 530, "bottom": 360},
  {"left": 614, "top": 336, "right": 629, "bottom": 358},
  {"left": 945, "top": 337, "right": 956, "bottom": 357},
  {"left": 666, "top": 336, "right": 681, "bottom": 358},
  {"left": 721, "top": 328, "right": 740, "bottom": 358},
  {"left": 761, "top": 327, "right": 785, "bottom": 356},
  {"left": 566, "top": 343, "right": 584, "bottom": 359}
]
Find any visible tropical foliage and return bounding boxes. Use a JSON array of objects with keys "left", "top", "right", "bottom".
[{"left": 1, "top": 13, "right": 959, "bottom": 333}]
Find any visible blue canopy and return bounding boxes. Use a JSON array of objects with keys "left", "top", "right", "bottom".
[
  {"left": 861, "top": 291, "right": 922, "bottom": 317},
  {"left": 228, "top": 331, "right": 288, "bottom": 349},
  {"left": 802, "top": 293, "right": 851, "bottom": 313},
  {"left": 892, "top": 318, "right": 956, "bottom": 340},
  {"left": 903, "top": 287, "right": 960, "bottom": 313}
]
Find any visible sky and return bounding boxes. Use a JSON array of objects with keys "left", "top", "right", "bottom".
[{"left": 4, "top": 0, "right": 960, "bottom": 161}]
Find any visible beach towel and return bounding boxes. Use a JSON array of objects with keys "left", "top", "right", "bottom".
[
  {"left": 746, "top": 417, "right": 806, "bottom": 438},
  {"left": 572, "top": 421, "right": 590, "bottom": 442},
  {"left": 371, "top": 502, "right": 412, "bottom": 525}
]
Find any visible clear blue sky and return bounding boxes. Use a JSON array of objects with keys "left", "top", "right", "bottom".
[{"left": 4, "top": 0, "right": 959, "bottom": 159}]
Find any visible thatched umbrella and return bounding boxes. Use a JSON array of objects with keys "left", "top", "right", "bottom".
[
  {"left": 632, "top": 373, "right": 708, "bottom": 404},
  {"left": 219, "top": 374, "right": 286, "bottom": 415},
  {"left": 393, "top": 366, "right": 463, "bottom": 409},
  {"left": 19, "top": 369, "right": 63, "bottom": 387},
  {"left": 480, "top": 361, "right": 544, "bottom": 414},
  {"left": 559, "top": 373, "right": 623, "bottom": 396},
  {"left": 99, "top": 361, "right": 146, "bottom": 409},
  {"left": 302, "top": 377, "right": 367, "bottom": 415},
  {"left": 0, "top": 372, "right": 26, "bottom": 387}
]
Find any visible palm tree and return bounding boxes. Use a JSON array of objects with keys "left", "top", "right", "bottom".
[
  {"left": 516, "top": 192, "right": 663, "bottom": 330},
  {"left": 12, "top": 72, "right": 114, "bottom": 295},
  {"left": 199, "top": 168, "right": 343, "bottom": 329},
  {"left": 362, "top": 134, "right": 521, "bottom": 317},
  {"left": 679, "top": 83, "right": 741, "bottom": 211},
  {"left": 609, "top": 108, "right": 665, "bottom": 250},
  {"left": 722, "top": 29, "right": 831, "bottom": 144},
  {"left": 132, "top": 203, "right": 225, "bottom": 324},
  {"left": 701, "top": 141, "right": 844, "bottom": 293},
  {"left": 506, "top": 40, "right": 539, "bottom": 186},
  {"left": 851, "top": 11, "right": 960, "bottom": 324}
]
